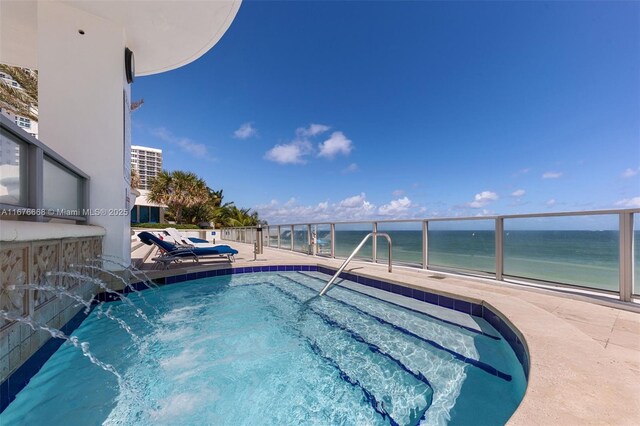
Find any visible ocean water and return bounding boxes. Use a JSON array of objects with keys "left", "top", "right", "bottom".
[{"left": 273, "top": 230, "right": 640, "bottom": 293}]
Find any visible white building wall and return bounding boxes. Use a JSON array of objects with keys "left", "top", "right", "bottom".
[{"left": 37, "top": 1, "right": 131, "bottom": 264}]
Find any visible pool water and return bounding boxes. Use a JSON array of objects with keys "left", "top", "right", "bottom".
[{"left": 1, "top": 272, "right": 526, "bottom": 425}]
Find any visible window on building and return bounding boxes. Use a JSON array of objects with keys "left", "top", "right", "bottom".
[
  {"left": 16, "top": 117, "right": 31, "bottom": 128},
  {"left": 150, "top": 207, "right": 160, "bottom": 223},
  {"left": 139, "top": 206, "right": 150, "bottom": 223}
]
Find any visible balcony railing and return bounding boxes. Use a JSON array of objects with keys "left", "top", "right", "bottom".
[
  {"left": 222, "top": 209, "right": 639, "bottom": 302},
  {"left": 0, "top": 115, "right": 89, "bottom": 223}
]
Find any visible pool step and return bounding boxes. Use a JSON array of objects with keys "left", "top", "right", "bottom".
[
  {"left": 271, "top": 278, "right": 474, "bottom": 426},
  {"left": 292, "top": 272, "right": 499, "bottom": 353},
  {"left": 253, "top": 284, "right": 433, "bottom": 426}
]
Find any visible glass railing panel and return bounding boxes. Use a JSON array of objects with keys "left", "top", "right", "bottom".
[
  {"left": 428, "top": 220, "right": 495, "bottom": 274},
  {"left": 43, "top": 156, "right": 82, "bottom": 212},
  {"left": 268, "top": 226, "right": 279, "bottom": 247},
  {"left": 0, "top": 132, "right": 27, "bottom": 206},
  {"left": 313, "top": 224, "right": 332, "bottom": 257},
  {"left": 293, "top": 225, "right": 309, "bottom": 253},
  {"left": 503, "top": 215, "right": 619, "bottom": 292},
  {"left": 280, "top": 227, "right": 292, "bottom": 250},
  {"left": 376, "top": 221, "right": 422, "bottom": 266},
  {"left": 334, "top": 223, "right": 374, "bottom": 261},
  {"left": 634, "top": 213, "right": 639, "bottom": 296}
]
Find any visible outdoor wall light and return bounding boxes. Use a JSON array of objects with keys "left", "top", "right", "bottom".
[{"left": 125, "top": 47, "right": 135, "bottom": 84}]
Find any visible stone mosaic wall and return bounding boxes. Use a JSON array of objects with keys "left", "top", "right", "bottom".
[{"left": 0, "top": 236, "right": 103, "bottom": 383}]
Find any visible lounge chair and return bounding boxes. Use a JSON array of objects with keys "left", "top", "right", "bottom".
[
  {"left": 163, "top": 228, "right": 216, "bottom": 248},
  {"left": 137, "top": 231, "right": 238, "bottom": 269}
]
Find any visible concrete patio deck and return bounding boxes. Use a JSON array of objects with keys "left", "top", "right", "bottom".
[{"left": 133, "top": 239, "right": 640, "bottom": 425}]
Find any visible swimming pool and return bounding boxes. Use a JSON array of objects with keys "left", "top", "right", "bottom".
[{"left": 0, "top": 270, "right": 526, "bottom": 425}]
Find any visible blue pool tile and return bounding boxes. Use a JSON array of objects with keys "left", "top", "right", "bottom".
[
  {"left": 372, "top": 280, "right": 383, "bottom": 290},
  {"left": 412, "top": 290, "right": 425, "bottom": 302},
  {"left": 401, "top": 286, "right": 413, "bottom": 297},
  {"left": 268, "top": 265, "right": 277, "bottom": 272},
  {"left": 471, "top": 303, "right": 483, "bottom": 317},
  {"left": 277, "top": 265, "right": 285, "bottom": 272},
  {"left": 187, "top": 273, "right": 197, "bottom": 281},
  {"left": 166, "top": 276, "right": 176, "bottom": 284},
  {"left": 390, "top": 284, "right": 403, "bottom": 295},
  {"left": 301, "top": 265, "right": 310, "bottom": 271},
  {"left": 285, "top": 265, "right": 294, "bottom": 271},
  {"left": 454, "top": 299, "right": 472, "bottom": 315},
  {"left": 379, "top": 281, "right": 391, "bottom": 292},
  {"left": 423, "top": 292, "right": 438, "bottom": 305},
  {"left": 196, "top": 271, "right": 207, "bottom": 279},
  {"left": 438, "top": 295, "right": 455, "bottom": 309}
]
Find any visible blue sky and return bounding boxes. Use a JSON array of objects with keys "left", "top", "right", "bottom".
[{"left": 131, "top": 0, "right": 640, "bottom": 224}]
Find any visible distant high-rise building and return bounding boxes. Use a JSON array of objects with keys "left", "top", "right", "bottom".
[
  {"left": 0, "top": 69, "right": 39, "bottom": 139},
  {"left": 131, "top": 145, "right": 162, "bottom": 190}
]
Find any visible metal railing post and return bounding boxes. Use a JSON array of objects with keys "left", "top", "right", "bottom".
[
  {"left": 422, "top": 220, "right": 428, "bottom": 269},
  {"left": 496, "top": 217, "right": 504, "bottom": 280},
  {"left": 619, "top": 212, "right": 634, "bottom": 302},
  {"left": 277, "top": 225, "right": 281, "bottom": 249},
  {"left": 290, "top": 225, "right": 294, "bottom": 251},
  {"left": 330, "top": 223, "right": 336, "bottom": 258},
  {"left": 372, "top": 222, "right": 378, "bottom": 263},
  {"left": 27, "top": 145, "right": 44, "bottom": 222}
]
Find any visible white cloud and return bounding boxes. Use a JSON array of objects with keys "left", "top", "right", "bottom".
[
  {"left": 296, "top": 124, "right": 330, "bottom": 137},
  {"left": 256, "top": 193, "right": 427, "bottom": 223},
  {"left": 542, "top": 171, "right": 563, "bottom": 179},
  {"left": 378, "top": 197, "right": 412, "bottom": 216},
  {"left": 546, "top": 198, "right": 557, "bottom": 206},
  {"left": 511, "top": 189, "right": 525, "bottom": 197},
  {"left": 339, "top": 192, "right": 369, "bottom": 208},
  {"left": 392, "top": 189, "right": 405, "bottom": 197},
  {"left": 467, "top": 191, "right": 498, "bottom": 208},
  {"left": 233, "top": 122, "right": 257, "bottom": 139},
  {"left": 318, "top": 131, "right": 353, "bottom": 159},
  {"left": 256, "top": 193, "right": 375, "bottom": 223},
  {"left": 152, "top": 127, "right": 212, "bottom": 160},
  {"left": 615, "top": 197, "right": 640, "bottom": 208},
  {"left": 622, "top": 168, "right": 639, "bottom": 178},
  {"left": 284, "top": 197, "right": 296, "bottom": 207},
  {"left": 264, "top": 140, "right": 312, "bottom": 164},
  {"left": 343, "top": 163, "right": 359, "bottom": 173},
  {"left": 266, "top": 124, "right": 335, "bottom": 165}
]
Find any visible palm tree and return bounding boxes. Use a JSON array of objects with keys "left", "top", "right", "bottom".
[
  {"left": 215, "top": 204, "right": 261, "bottom": 227},
  {"left": 130, "top": 169, "right": 141, "bottom": 190},
  {"left": 0, "top": 65, "right": 38, "bottom": 121},
  {"left": 147, "top": 170, "right": 209, "bottom": 224}
]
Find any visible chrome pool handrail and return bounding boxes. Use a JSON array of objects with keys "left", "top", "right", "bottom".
[{"left": 319, "top": 232, "right": 392, "bottom": 296}]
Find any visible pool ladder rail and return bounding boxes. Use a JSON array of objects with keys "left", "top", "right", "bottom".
[{"left": 319, "top": 232, "right": 392, "bottom": 296}]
